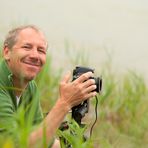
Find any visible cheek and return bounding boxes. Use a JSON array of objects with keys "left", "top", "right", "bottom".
[
  {"left": 9, "top": 55, "right": 19, "bottom": 66},
  {"left": 10, "top": 51, "right": 24, "bottom": 62},
  {"left": 41, "top": 55, "right": 46, "bottom": 65}
]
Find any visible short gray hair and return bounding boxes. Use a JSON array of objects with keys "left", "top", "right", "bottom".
[{"left": 4, "top": 25, "right": 46, "bottom": 49}]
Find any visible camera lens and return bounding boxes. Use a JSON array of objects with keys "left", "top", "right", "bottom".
[{"left": 95, "top": 77, "right": 102, "bottom": 93}]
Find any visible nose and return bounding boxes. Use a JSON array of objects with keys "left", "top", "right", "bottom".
[
  {"left": 30, "top": 48, "right": 39, "bottom": 58},
  {"left": 28, "top": 48, "right": 40, "bottom": 63}
]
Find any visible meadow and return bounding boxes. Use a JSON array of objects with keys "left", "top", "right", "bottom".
[{"left": 0, "top": 47, "right": 148, "bottom": 148}]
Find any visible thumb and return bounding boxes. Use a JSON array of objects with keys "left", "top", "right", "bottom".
[{"left": 61, "top": 71, "right": 71, "bottom": 83}]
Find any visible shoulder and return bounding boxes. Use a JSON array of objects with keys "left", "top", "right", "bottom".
[{"left": 0, "top": 81, "right": 11, "bottom": 101}]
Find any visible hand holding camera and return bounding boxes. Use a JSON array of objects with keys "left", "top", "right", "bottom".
[
  {"left": 59, "top": 66, "right": 102, "bottom": 122},
  {"left": 72, "top": 66, "right": 102, "bottom": 124},
  {"left": 59, "top": 70, "right": 96, "bottom": 109}
]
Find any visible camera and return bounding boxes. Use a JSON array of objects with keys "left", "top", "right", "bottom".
[{"left": 72, "top": 66, "right": 102, "bottom": 125}]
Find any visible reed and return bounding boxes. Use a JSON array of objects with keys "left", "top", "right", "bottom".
[{"left": 0, "top": 46, "right": 148, "bottom": 148}]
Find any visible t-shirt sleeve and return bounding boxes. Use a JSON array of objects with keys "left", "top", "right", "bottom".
[{"left": 0, "top": 89, "right": 15, "bottom": 131}]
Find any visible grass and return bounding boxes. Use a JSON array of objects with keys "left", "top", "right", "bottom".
[
  {"left": 91, "top": 67, "right": 148, "bottom": 148},
  {"left": 0, "top": 46, "right": 148, "bottom": 148}
]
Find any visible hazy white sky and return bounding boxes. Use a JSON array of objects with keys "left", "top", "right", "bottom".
[{"left": 0, "top": 0, "right": 148, "bottom": 80}]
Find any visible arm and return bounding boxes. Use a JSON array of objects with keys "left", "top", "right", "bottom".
[{"left": 29, "top": 71, "right": 97, "bottom": 147}]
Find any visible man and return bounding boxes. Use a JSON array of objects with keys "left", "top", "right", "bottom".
[{"left": 0, "top": 25, "right": 97, "bottom": 147}]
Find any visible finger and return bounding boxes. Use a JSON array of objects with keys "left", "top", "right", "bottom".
[
  {"left": 84, "top": 84, "right": 97, "bottom": 93},
  {"left": 75, "top": 72, "right": 94, "bottom": 83},
  {"left": 82, "top": 79, "right": 96, "bottom": 88},
  {"left": 61, "top": 71, "right": 71, "bottom": 83},
  {"left": 85, "top": 91, "right": 97, "bottom": 99}
]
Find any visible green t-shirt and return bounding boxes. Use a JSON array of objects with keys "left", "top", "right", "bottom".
[{"left": 0, "top": 60, "right": 43, "bottom": 130}]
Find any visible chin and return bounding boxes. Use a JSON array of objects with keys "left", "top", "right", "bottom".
[
  {"left": 23, "top": 73, "right": 37, "bottom": 82},
  {"left": 26, "top": 77, "right": 35, "bottom": 81}
]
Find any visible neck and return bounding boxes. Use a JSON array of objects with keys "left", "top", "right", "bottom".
[{"left": 12, "top": 75, "right": 28, "bottom": 97}]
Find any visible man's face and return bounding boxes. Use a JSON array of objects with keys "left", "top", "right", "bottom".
[{"left": 4, "top": 28, "right": 47, "bottom": 82}]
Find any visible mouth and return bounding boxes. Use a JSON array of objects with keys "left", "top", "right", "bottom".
[{"left": 22, "top": 61, "right": 42, "bottom": 67}]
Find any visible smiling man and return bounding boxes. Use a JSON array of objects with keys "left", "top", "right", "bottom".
[
  {"left": 3, "top": 26, "right": 47, "bottom": 95},
  {"left": 0, "top": 25, "right": 97, "bottom": 147},
  {"left": 0, "top": 26, "right": 46, "bottom": 125}
]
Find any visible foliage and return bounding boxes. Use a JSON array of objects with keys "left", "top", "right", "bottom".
[
  {"left": 0, "top": 44, "right": 148, "bottom": 148},
  {"left": 35, "top": 55, "right": 62, "bottom": 113},
  {"left": 57, "top": 120, "right": 94, "bottom": 148}
]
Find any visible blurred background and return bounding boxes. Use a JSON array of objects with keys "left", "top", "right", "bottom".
[
  {"left": 0, "top": 0, "right": 148, "bottom": 147},
  {"left": 0, "top": 0, "right": 148, "bottom": 81}
]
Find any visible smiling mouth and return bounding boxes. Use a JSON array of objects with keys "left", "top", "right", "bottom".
[{"left": 23, "top": 61, "right": 41, "bottom": 67}]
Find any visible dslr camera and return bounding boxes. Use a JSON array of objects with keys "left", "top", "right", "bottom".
[{"left": 72, "top": 66, "right": 102, "bottom": 125}]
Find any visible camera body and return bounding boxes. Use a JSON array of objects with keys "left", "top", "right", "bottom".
[{"left": 72, "top": 66, "right": 102, "bottom": 124}]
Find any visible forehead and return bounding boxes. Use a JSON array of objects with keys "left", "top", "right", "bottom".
[{"left": 16, "top": 28, "right": 47, "bottom": 47}]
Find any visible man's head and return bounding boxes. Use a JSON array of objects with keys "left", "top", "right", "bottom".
[{"left": 3, "top": 25, "right": 48, "bottom": 83}]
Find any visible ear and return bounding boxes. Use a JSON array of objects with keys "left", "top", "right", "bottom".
[{"left": 3, "top": 45, "right": 11, "bottom": 61}]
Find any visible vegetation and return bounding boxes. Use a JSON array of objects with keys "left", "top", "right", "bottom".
[{"left": 0, "top": 46, "right": 148, "bottom": 148}]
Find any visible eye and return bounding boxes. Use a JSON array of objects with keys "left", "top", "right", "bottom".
[
  {"left": 38, "top": 47, "right": 46, "bottom": 54},
  {"left": 22, "top": 45, "right": 32, "bottom": 50}
]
